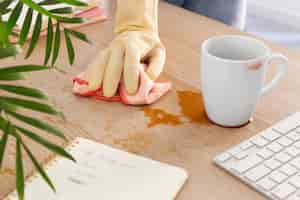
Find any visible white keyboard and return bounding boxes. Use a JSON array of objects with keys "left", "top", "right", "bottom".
[{"left": 214, "top": 112, "right": 300, "bottom": 200}]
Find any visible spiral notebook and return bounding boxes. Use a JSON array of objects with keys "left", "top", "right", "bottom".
[{"left": 5, "top": 137, "right": 188, "bottom": 200}]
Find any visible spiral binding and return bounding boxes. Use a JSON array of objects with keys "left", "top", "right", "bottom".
[{"left": 4, "top": 138, "right": 80, "bottom": 200}]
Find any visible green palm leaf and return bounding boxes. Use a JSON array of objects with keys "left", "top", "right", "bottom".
[
  {"left": 0, "top": 73, "right": 25, "bottom": 81},
  {"left": 0, "top": 121, "right": 10, "bottom": 168},
  {"left": 20, "top": 0, "right": 84, "bottom": 24},
  {"left": 44, "top": 18, "right": 53, "bottom": 65},
  {"left": 0, "top": 65, "right": 49, "bottom": 73},
  {"left": 0, "top": 8, "right": 11, "bottom": 14},
  {"left": 0, "top": 84, "right": 48, "bottom": 99},
  {"left": 51, "top": 22, "right": 60, "bottom": 66},
  {"left": 0, "top": 96, "right": 61, "bottom": 116},
  {"left": 0, "top": 0, "right": 91, "bottom": 197},
  {"left": 0, "top": 44, "right": 21, "bottom": 59},
  {"left": 21, "top": 140, "right": 56, "bottom": 191},
  {"left": 57, "top": 0, "right": 87, "bottom": 6},
  {"left": 7, "top": 1, "right": 23, "bottom": 36},
  {"left": 0, "top": 21, "right": 9, "bottom": 45},
  {"left": 64, "top": 29, "right": 74, "bottom": 65},
  {"left": 38, "top": 0, "right": 61, "bottom": 6},
  {"left": 17, "top": 126, "right": 75, "bottom": 161},
  {"left": 19, "top": 8, "right": 33, "bottom": 46},
  {"left": 49, "top": 7, "right": 73, "bottom": 14},
  {"left": 8, "top": 111, "right": 67, "bottom": 140},
  {"left": 16, "top": 138, "right": 25, "bottom": 200},
  {"left": 0, "top": 99, "right": 18, "bottom": 112},
  {"left": 0, "top": 0, "right": 13, "bottom": 10},
  {"left": 65, "top": 28, "right": 91, "bottom": 44},
  {"left": 25, "top": 13, "right": 42, "bottom": 58}
]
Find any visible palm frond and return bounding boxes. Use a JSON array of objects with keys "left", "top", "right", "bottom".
[
  {"left": 6, "top": 1, "right": 23, "bottom": 35},
  {"left": 38, "top": 0, "right": 62, "bottom": 6},
  {"left": 0, "top": 121, "right": 10, "bottom": 168},
  {"left": 64, "top": 29, "right": 74, "bottom": 65},
  {"left": 56, "top": 0, "right": 87, "bottom": 6},
  {"left": 21, "top": 140, "right": 56, "bottom": 192},
  {"left": 0, "top": 84, "right": 48, "bottom": 99},
  {"left": 0, "top": 0, "right": 93, "bottom": 198},
  {"left": 19, "top": 8, "right": 33, "bottom": 46},
  {"left": 8, "top": 111, "right": 67, "bottom": 140},
  {"left": 20, "top": 0, "right": 84, "bottom": 24},
  {"left": 25, "top": 13, "right": 42, "bottom": 58},
  {"left": 65, "top": 28, "right": 91, "bottom": 44},
  {"left": 16, "top": 126, "right": 75, "bottom": 161},
  {"left": 0, "top": 96, "right": 62, "bottom": 116},
  {"left": 0, "top": 44, "right": 20, "bottom": 59},
  {"left": 51, "top": 22, "right": 60, "bottom": 66},
  {"left": 15, "top": 137, "right": 25, "bottom": 200},
  {"left": 49, "top": 6, "right": 72, "bottom": 14},
  {"left": 44, "top": 18, "right": 53, "bottom": 65}
]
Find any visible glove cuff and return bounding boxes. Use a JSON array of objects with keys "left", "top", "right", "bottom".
[{"left": 115, "top": 0, "right": 159, "bottom": 35}]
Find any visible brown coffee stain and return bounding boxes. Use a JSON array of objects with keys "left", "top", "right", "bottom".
[
  {"left": 112, "top": 133, "right": 153, "bottom": 154},
  {"left": 143, "top": 107, "right": 182, "bottom": 128},
  {"left": 142, "top": 90, "right": 210, "bottom": 127},
  {"left": 177, "top": 90, "right": 209, "bottom": 124}
]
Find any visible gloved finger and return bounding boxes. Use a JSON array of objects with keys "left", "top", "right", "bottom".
[
  {"left": 146, "top": 47, "right": 166, "bottom": 80},
  {"left": 103, "top": 45, "right": 125, "bottom": 97},
  {"left": 83, "top": 49, "right": 109, "bottom": 91},
  {"left": 124, "top": 43, "right": 140, "bottom": 95}
]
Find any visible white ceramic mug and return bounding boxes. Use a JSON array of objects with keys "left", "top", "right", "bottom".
[{"left": 201, "top": 35, "right": 288, "bottom": 127}]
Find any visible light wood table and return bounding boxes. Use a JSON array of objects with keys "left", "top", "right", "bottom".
[{"left": 1, "top": 2, "right": 300, "bottom": 200}]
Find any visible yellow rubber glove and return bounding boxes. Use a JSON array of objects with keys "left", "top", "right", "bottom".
[{"left": 82, "top": 0, "right": 166, "bottom": 97}]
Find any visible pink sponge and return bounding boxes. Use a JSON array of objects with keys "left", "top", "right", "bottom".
[{"left": 73, "top": 65, "right": 171, "bottom": 105}]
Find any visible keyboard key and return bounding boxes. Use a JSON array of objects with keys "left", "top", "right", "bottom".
[
  {"left": 245, "top": 165, "right": 271, "bottom": 182},
  {"left": 273, "top": 113, "right": 300, "bottom": 134},
  {"left": 294, "top": 141, "right": 300, "bottom": 149},
  {"left": 295, "top": 126, "right": 300, "bottom": 133},
  {"left": 277, "top": 137, "right": 294, "bottom": 147},
  {"left": 291, "top": 157, "right": 300, "bottom": 169},
  {"left": 287, "top": 195, "right": 300, "bottom": 200},
  {"left": 261, "top": 129, "right": 282, "bottom": 141},
  {"left": 271, "top": 183, "right": 297, "bottom": 199},
  {"left": 267, "top": 142, "right": 284, "bottom": 153},
  {"left": 265, "top": 159, "right": 282, "bottom": 170},
  {"left": 279, "top": 164, "right": 298, "bottom": 177},
  {"left": 234, "top": 151, "right": 248, "bottom": 160},
  {"left": 269, "top": 171, "right": 288, "bottom": 183},
  {"left": 215, "top": 153, "right": 231, "bottom": 163},
  {"left": 232, "top": 155, "right": 263, "bottom": 174},
  {"left": 214, "top": 113, "right": 300, "bottom": 200},
  {"left": 275, "top": 152, "right": 292, "bottom": 163},
  {"left": 239, "top": 141, "right": 254, "bottom": 150},
  {"left": 251, "top": 136, "right": 269, "bottom": 147},
  {"left": 228, "top": 146, "right": 242, "bottom": 156},
  {"left": 287, "top": 131, "right": 300, "bottom": 141},
  {"left": 257, "top": 148, "right": 274, "bottom": 159},
  {"left": 257, "top": 177, "right": 277, "bottom": 191},
  {"left": 285, "top": 146, "right": 300, "bottom": 157},
  {"left": 289, "top": 176, "right": 300, "bottom": 188}
]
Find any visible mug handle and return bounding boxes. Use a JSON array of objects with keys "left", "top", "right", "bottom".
[{"left": 260, "top": 54, "right": 288, "bottom": 95}]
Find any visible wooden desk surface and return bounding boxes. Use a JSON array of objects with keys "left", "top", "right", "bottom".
[{"left": 1, "top": 2, "right": 300, "bottom": 200}]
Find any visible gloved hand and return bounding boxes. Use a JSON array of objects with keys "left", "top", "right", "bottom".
[{"left": 80, "top": 0, "right": 166, "bottom": 97}]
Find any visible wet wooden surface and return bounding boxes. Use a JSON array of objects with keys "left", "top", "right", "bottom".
[{"left": 1, "top": 1, "right": 300, "bottom": 199}]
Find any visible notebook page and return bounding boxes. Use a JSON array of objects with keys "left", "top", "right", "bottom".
[{"left": 5, "top": 137, "right": 188, "bottom": 200}]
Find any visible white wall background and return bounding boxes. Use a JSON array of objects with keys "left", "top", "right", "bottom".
[
  {"left": 247, "top": 0, "right": 300, "bottom": 29},
  {"left": 248, "top": 0, "right": 300, "bottom": 13}
]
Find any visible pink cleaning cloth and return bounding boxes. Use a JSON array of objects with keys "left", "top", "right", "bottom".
[{"left": 73, "top": 65, "right": 172, "bottom": 105}]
